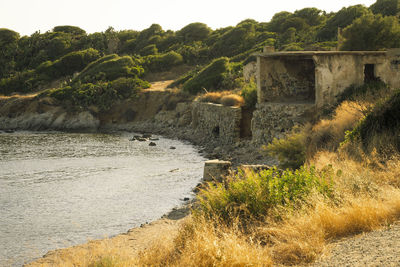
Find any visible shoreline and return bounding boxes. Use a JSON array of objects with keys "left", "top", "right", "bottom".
[{"left": 19, "top": 122, "right": 268, "bottom": 266}]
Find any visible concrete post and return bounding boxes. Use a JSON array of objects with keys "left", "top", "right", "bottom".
[{"left": 203, "top": 159, "right": 232, "bottom": 182}]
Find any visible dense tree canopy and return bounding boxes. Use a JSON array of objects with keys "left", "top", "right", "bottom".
[
  {"left": 341, "top": 14, "right": 400, "bottom": 50},
  {"left": 370, "top": 0, "right": 399, "bottom": 16}
]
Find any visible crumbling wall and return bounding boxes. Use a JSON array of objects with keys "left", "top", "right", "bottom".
[
  {"left": 257, "top": 57, "right": 315, "bottom": 103},
  {"left": 376, "top": 50, "right": 400, "bottom": 89},
  {"left": 313, "top": 53, "right": 390, "bottom": 107},
  {"left": 192, "top": 102, "right": 241, "bottom": 144},
  {"left": 251, "top": 103, "right": 315, "bottom": 144}
]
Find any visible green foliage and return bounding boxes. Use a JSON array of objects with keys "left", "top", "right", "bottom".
[
  {"left": 46, "top": 77, "right": 149, "bottom": 111},
  {"left": 211, "top": 23, "right": 257, "bottom": 57},
  {"left": 316, "top": 5, "right": 370, "bottom": 41},
  {"left": 0, "top": 28, "right": 19, "bottom": 79},
  {"left": 183, "top": 57, "right": 230, "bottom": 94},
  {"left": 177, "top": 22, "right": 211, "bottom": 43},
  {"left": 0, "top": 70, "right": 39, "bottom": 95},
  {"left": 265, "top": 128, "right": 307, "bottom": 170},
  {"left": 198, "top": 166, "right": 333, "bottom": 223},
  {"left": 37, "top": 48, "right": 101, "bottom": 80},
  {"left": 53, "top": 25, "right": 86, "bottom": 35},
  {"left": 240, "top": 79, "right": 257, "bottom": 108},
  {"left": 139, "top": 44, "right": 158, "bottom": 56},
  {"left": 74, "top": 54, "right": 144, "bottom": 83},
  {"left": 143, "top": 51, "right": 183, "bottom": 72},
  {"left": 168, "top": 67, "right": 200, "bottom": 88},
  {"left": 345, "top": 89, "right": 400, "bottom": 152},
  {"left": 0, "top": 28, "right": 19, "bottom": 45},
  {"left": 370, "top": 0, "right": 399, "bottom": 16},
  {"left": 341, "top": 14, "right": 400, "bottom": 50}
]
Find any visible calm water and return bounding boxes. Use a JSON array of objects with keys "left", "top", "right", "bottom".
[{"left": 0, "top": 131, "right": 204, "bottom": 266}]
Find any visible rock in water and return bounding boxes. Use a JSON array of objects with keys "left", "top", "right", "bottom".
[
  {"left": 149, "top": 142, "right": 156, "bottom": 146},
  {"left": 170, "top": 146, "right": 176, "bottom": 150}
]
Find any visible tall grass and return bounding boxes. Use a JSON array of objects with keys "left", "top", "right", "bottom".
[{"left": 133, "top": 154, "right": 400, "bottom": 266}]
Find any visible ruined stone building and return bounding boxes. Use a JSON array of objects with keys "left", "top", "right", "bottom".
[
  {"left": 190, "top": 50, "right": 400, "bottom": 145},
  {"left": 251, "top": 50, "right": 400, "bottom": 143}
]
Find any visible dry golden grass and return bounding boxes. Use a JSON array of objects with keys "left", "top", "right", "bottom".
[
  {"left": 196, "top": 91, "right": 244, "bottom": 107},
  {"left": 220, "top": 94, "right": 244, "bottom": 107},
  {"left": 138, "top": 217, "right": 273, "bottom": 267},
  {"left": 307, "top": 101, "right": 365, "bottom": 157},
  {"left": 133, "top": 152, "right": 400, "bottom": 267}
]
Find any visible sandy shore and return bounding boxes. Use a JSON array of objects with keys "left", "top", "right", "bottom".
[{"left": 25, "top": 206, "right": 189, "bottom": 267}]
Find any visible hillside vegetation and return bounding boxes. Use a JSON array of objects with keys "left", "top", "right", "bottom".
[{"left": 1, "top": 0, "right": 399, "bottom": 110}]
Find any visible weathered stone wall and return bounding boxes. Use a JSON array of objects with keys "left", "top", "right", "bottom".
[
  {"left": 313, "top": 54, "right": 391, "bottom": 108},
  {"left": 257, "top": 52, "right": 398, "bottom": 109},
  {"left": 192, "top": 102, "right": 241, "bottom": 144},
  {"left": 376, "top": 50, "right": 400, "bottom": 89},
  {"left": 251, "top": 102, "right": 315, "bottom": 144},
  {"left": 243, "top": 61, "right": 257, "bottom": 82},
  {"left": 257, "top": 56, "right": 315, "bottom": 103}
]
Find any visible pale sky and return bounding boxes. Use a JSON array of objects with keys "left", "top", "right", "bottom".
[{"left": 0, "top": 0, "right": 377, "bottom": 36}]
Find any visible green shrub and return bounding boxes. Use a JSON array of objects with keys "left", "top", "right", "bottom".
[
  {"left": 74, "top": 55, "right": 144, "bottom": 83},
  {"left": 139, "top": 44, "right": 158, "bottom": 56},
  {"left": 0, "top": 70, "right": 41, "bottom": 95},
  {"left": 198, "top": 166, "right": 333, "bottom": 223},
  {"left": 167, "top": 68, "right": 199, "bottom": 88},
  {"left": 240, "top": 79, "right": 257, "bottom": 108},
  {"left": 183, "top": 57, "right": 230, "bottom": 94},
  {"left": 46, "top": 77, "right": 149, "bottom": 111},
  {"left": 36, "top": 48, "right": 100, "bottom": 80},
  {"left": 143, "top": 51, "right": 183, "bottom": 72},
  {"left": 344, "top": 89, "right": 400, "bottom": 153},
  {"left": 264, "top": 127, "right": 307, "bottom": 170},
  {"left": 53, "top": 25, "right": 86, "bottom": 35}
]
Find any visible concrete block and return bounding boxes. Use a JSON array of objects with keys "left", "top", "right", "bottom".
[{"left": 203, "top": 159, "right": 232, "bottom": 182}]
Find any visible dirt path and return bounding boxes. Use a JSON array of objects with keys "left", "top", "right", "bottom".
[
  {"left": 310, "top": 222, "right": 400, "bottom": 267},
  {"left": 146, "top": 80, "right": 174, "bottom": 91}
]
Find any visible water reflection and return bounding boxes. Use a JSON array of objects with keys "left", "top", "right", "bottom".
[{"left": 0, "top": 131, "right": 204, "bottom": 266}]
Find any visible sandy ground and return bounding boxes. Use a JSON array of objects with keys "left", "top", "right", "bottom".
[
  {"left": 25, "top": 218, "right": 182, "bottom": 267},
  {"left": 310, "top": 221, "right": 400, "bottom": 267}
]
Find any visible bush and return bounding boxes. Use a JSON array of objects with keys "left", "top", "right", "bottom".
[
  {"left": 345, "top": 89, "right": 400, "bottom": 154},
  {"left": 264, "top": 127, "right": 308, "bottom": 170},
  {"left": 240, "top": 79, "right": 257, "bottom": 108},
  {"left": 46, "top": 77, "right": 149, "bottom": 111},
  {"left": 198, "top": 166, "right": 333, "bottom": 224},
  {"left": 36, "top": 48, "right": 100, "bottom": 80},
  {"left": 183, "top": 57, "right": 230, "bottom": 94},
  {"left": 143, "top": 51, "right": 183, "bottom": 72},
  {"left": 52, "top": 25, "right": 86, "bottom": 35},
  {"left": 167, "top": 67, "right": 199, "bottom": 88},
  {"left": 139, "top": 44, "right": 158, "bottom": 56},
  {"left": 74, "top": 55, "right": 144, "bottom": 83},
  {"left": 0, "top": 70, "right": 41, "bottom": 95}
]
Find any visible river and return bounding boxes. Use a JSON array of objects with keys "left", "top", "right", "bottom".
[{"left": 0, "top": 131, "right": 204, "bottom": 266}]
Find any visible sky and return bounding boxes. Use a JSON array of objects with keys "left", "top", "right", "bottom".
[{"left": 0, "top": 0, "right": 377, "bottom": 36}]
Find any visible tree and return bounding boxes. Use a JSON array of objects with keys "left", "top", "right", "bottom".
[
  {"left": 53, "top": 25, "right": 86, "bottom": 35},
  {"left": 316, "top": 5, "right": 371, "bottom": 41},
  {"left": 341, "top": 14, "right": 400, "bottom": 50},
  {"left": 370, "top": 0, "right": 399, "bottom": 16},
  {"left": 177, "top": 22, "right": 211, "bottom": 43},
  {"left": 0, "top": 28, "right": 19, "bottom": 78}
]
